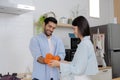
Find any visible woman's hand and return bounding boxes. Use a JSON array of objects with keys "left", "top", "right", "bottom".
[
  {"left": 48, "top": 60, "right": 60, "bottom": 68},
  {"left": 60, "top": 60, "right": 70, "bottom": 63}
]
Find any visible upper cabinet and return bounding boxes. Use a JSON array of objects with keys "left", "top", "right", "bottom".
[{"left": 0, "top": 0, "right": 35, "bottom": 15}]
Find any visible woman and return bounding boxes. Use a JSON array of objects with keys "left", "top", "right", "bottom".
[{"left": 49, "top": 16, "right": 98, "bottom": 80}]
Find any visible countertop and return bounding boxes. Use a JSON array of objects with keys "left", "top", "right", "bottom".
[
  {"left": 98, "top": 66, "right": 111, "bottom": 70},
  {"left": 18, "top": 66, "right": 112, "bottom": 80},
  {"left": 113, "top": 77, "right": 120, "bottom": 80}
]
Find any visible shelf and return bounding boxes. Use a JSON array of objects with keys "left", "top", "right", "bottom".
[
  {"left": 34, "top": 22, "right": 72, "bottom": 28},
  {"left": 57, "top": 23, "right": 72, "bottom": 28}
]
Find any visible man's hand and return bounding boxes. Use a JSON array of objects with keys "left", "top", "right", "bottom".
[{"left": 37, "top": 56, "right": 45, "bottom": 64}]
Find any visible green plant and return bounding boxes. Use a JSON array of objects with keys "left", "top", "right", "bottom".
[
  {"left": 34, "top": 15, "right": 46, "bottom": 35},
  {"left": 38, "top": 15, "right": 46, "bottom": 26}
]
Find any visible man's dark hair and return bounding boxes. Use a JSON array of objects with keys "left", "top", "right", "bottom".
[
  {"left": 72, "top": 16, "right": 90, "bottom": 37},
  {"left": 44, "top": 17, "right": 57, "bottom": 25}
]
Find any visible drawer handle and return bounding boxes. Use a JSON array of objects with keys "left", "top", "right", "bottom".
[{"left": 103, "top": 70, "right": 108, "bottom": 72}]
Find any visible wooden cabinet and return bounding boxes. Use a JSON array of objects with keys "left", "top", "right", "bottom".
[
  {"left": 114, "top": 0, "right": 120, "bottom": 24},
  {"left": 90, "top": 67, "right": 112, "bottom": 80}
]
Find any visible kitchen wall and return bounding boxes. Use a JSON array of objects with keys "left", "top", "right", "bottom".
[
  {"left": 0, "top": 0, "right": 114, "bottom": 74},
  {"left": 0, "top": 0, "right": 34, "bottom": 74},
  {"left": 33, "top": 0, "right": 114, "bottom": 27},
  {"left": 33, "top": 0, "right": 114, "bottom": 49}
]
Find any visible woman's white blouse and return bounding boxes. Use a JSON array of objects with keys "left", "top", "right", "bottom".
[{"left": 60, "top": 36, "right": 98, "bottom": 80}]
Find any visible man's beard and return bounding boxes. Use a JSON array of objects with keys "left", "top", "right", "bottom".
[{"left": 44, "top": 30, "right": 52, "bottom": 37}]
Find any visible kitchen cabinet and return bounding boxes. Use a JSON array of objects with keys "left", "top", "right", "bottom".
[
  {"left": 114, "top": 0, "right": 120, "bottom": 24},
  {"left": 90, "top": 67, "right": 112, "bottom": 80}
]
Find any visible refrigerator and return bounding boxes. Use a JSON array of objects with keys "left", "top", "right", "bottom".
[{"left": 90, "top": 23, "right": 120, "bottom": 78}]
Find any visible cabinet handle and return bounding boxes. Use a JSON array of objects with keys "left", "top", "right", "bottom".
[{"left": 103, "top": 70, "right": 108, "bottom": 72}]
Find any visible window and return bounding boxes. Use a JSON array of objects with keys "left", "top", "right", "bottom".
[{"left": 89, "top": 0, "right": 100, "bottom": 18}]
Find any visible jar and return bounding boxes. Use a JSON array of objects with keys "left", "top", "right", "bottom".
[{"left": 59, "top": 17, "right": 68, "bottom": 24}]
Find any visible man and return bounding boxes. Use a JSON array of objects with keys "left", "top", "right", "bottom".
[{"left": 29, "top": 17, "right": 65, "bottom": 80}]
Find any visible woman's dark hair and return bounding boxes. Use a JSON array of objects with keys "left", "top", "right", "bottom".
[
  {"left": 44, "top": 17, "right": 57, "bottom": 25},
  {"left": 72, "top": 16, "right": 90, "bottom": 37}
]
